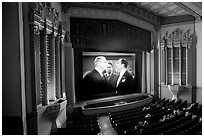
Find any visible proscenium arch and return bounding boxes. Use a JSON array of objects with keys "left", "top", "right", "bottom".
[{"left": 62, "top": 6, "right": 159, "bottom": 104}]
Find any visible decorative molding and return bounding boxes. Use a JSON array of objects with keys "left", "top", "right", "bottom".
[
  {"left": 160, "top": 20, "right": 194, "bottom": 28},
  {"left": 161, "top": 28, "right": 194, "bottom": 48},
  {"left": 160, "top": 28, "right": 196, "bottom": 86},
  {"left": 29, "top": 2, "right": 66, "bottom": 40},
  {"left": 161, "top": 15, "right": 195, "bottom": 25},
  {"left": 29, "top": 2, "right": 62, "bottom": 34},
  {"left": 161, "top": 28, "right": 197, "bottom": 48},
  {"left": 33, "top": 25, "right": 40, "bottom": 35},
  {"left": 28, "top": 2, "right": 66, "bottom": 106}
]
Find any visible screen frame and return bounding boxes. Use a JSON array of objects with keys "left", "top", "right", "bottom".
[{"left": 74, "top": 48, "right": 141, "bottom": 102}]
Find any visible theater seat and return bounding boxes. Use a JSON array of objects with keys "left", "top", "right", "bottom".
[{"left": 109, "top": 97, "right": 202, "bottom": 135}]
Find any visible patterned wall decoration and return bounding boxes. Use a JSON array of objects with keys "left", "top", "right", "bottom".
[
  {"left": 160, "top": 28, "right": 196, "bottom": 86},
  {"left": 28, "top": 2, "right": 66, "bottom": 106}
]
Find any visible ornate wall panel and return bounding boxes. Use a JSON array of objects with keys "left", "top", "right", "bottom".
[
  {"left": 29, "top": 2, "right": 66, "bottom": 106},
  {"left": 160, "top": 28, "right": 195, "bottom": 86}
]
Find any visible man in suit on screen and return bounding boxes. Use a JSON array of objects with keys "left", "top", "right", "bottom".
[
  {"left": 115, "top": 58, "right": 134, "bottom": 94},
  {"left": 83, "top": 56, "right": 111, "bottom": 97},
  {"left": 105, "top": 62, "right": 119, "bottom": 90}
]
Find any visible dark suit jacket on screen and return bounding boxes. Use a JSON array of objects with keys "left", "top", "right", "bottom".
[
  {"left": 116, "top": 70, "right": 134, "bottom": 93},
  {"left": 83, "top": 69, "right": 110, "bottom": 96},
  {"left": 108, "top": 73, "right": 119, "bottom": 90}
]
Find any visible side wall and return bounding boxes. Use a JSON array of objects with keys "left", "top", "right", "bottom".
[
  {"left": 195, "top": 21, "right": 202, "bottom": 104},
  {"left": 3, "top": 2, "right": 67, "bottom": 135},
  {"left": 159, "top": 21, "right": 202, "bottom": 103},
  {"left": 2, "top": 2, "right": 23, "bottom": 134}
]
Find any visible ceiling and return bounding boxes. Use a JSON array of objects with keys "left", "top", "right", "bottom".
[
  {"left": 132, "top": 2, "right": 202, "bottom": 19},
  {"left": 61, "top": 2, "right": 202, "bottom": 27}
]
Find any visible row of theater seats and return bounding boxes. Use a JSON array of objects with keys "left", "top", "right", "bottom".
[
  {"left": 52, "top": 97, "right": 202, "bottom": 135},
  {"left": 52, "top": 107, "right": 100, "bottom": 135},
  {"left": 109, "top": 98, "right": 202, "bottom": 135}
]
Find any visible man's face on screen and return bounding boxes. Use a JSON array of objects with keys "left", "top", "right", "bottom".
[
  {"left": 106, "top": 63, "right": 113, "bottom": 74},
  {"left": 99, "top": 57, "right": 108, "bottom": 71},
  {"left": 116, "top": 59, "right": 123, "bottom": 71}
]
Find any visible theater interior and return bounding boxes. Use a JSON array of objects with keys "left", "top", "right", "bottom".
[{"left": 2, "top": 2, "right": 202, "bottom": 135}]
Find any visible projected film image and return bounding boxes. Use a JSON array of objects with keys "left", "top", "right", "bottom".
[{"left": 80, "top": 51, "right": 136, "bottom": 100}]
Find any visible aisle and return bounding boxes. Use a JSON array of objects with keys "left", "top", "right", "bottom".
[{"left": 98, "top": 116, "right": 117, "bottom": 135}]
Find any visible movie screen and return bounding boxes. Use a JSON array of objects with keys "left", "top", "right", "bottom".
[{"left": 79, "top": 51, "right": 136, "bottom": 100}]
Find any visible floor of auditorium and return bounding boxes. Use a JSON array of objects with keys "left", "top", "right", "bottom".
[{"left": 98, "top": 116, "right": 117, "bottom": 135}]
